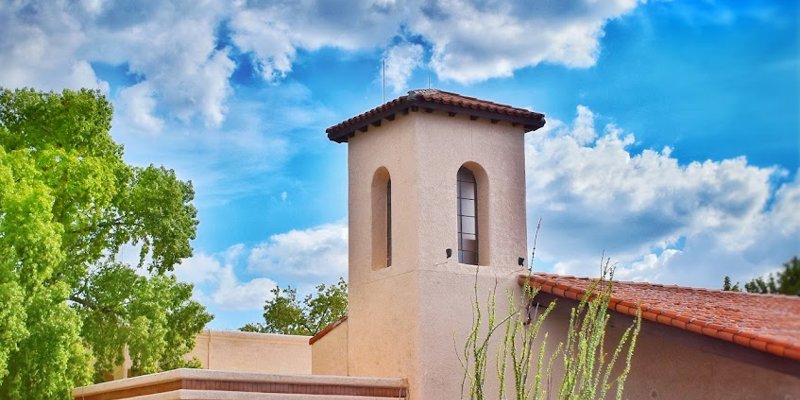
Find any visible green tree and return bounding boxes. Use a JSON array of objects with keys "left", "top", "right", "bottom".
[
  {"left": 723, "top": 256, "right": 800, "bottom": 296},
  {"left": 241, "top": 277, "right": 347, "bottom": 335},
  {"left": 722, "top": 276, "right": 740, "bottom": 292},
  {"left": 0, "top": 88, "right": 212, "bottom": 398}
]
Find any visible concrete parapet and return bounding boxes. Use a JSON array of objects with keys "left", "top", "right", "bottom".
[{"left": 72, "top": 368, "right": 408, "bottom": 399}]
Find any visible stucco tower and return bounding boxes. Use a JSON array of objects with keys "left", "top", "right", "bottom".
[{"left": 326, "top": 89, "right": 545, "bottom": 398}]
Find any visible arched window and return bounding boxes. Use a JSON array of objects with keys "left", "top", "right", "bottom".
[
  {"left": 372, "top": 167, "right": 391, "bottom": 269},
  {"left": 457, "top": 167, "right": 478, "bottom": 265}
]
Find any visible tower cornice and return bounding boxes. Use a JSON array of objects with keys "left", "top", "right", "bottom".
[{"left": 326, "top": 89, "right": 546, "bottom": 143}]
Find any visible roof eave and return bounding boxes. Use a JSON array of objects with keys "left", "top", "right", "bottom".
[{"left": 326, "top": 97, "right": 546, "bottom": 143}]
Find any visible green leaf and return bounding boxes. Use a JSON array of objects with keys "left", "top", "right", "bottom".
[{"left": 0, "top": 88, "right": 212, "bottom": 398}]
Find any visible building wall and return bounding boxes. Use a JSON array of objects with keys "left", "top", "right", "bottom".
[
  {"left": 189, "top": 330, "right": 311, "bottom": 375},
  {"left": 531, "top": 297, "right": 800, "bottom": 400},
  {"left": 409, "top": 110, "right": 531, "bottom": 398},
  {"left": 621, "top": 321, "right": 799, "bottom": 399},
  {"left": 412, "top": 112, "right": 529, "bottom": 270},
  {"left": 346, "top": 109, "right": 531, "bottom": 399},
  {"left": 311, "top": 319, "right": 349, "bottom": 375},
  {"left": 347, "top": 113, "right": 422, "bottom": 385}
]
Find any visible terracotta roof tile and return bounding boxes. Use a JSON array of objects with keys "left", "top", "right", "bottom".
[
  {"left": 518, "top": 273, "right": 800, "bottom": 362},
  {"left": 308, "top": 315, "right": 348, "bottom": 345},
  {"left": 326, "top": 89, "right": 545, "bottom": 143}
]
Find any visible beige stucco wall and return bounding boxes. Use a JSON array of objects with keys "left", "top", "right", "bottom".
[
  {"left": 311, "top": 319, "right": 349, "bottom": 375},
  {"left": 531, "top": 299, "right": 800, "bottom": 399},
  {"left": 412, "top": 112, "right": 529, "bottom": 270},
  {"left": 346, "top": 109, "right": 531, "bottom": 398},
  {"left": 189, "top": 330, "right": 311, "bottom": 375},
  {"left": 348, "top": 112, "right": 421, "bottom": 388}
]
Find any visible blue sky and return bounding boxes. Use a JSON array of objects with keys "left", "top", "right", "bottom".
[{"left": 1, "top": 0, "right": 797, "bottom": 329}]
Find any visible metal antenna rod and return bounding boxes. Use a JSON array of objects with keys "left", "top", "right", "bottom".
[{"left": 382, "top": 60, "right": 386, "bottom": 103}]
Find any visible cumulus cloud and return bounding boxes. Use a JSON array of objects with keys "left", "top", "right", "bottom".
[
  {"left": 172, "top": 222, "right": 348, "bottom": 312},
  {"left": 88, "top": 1, "right": 235, "bottom": 127},
  {"left": 229, "top": 0, "right": 404, "bottom": 81},
  {"left": 248, "top": 222, "right": 348, "bottom": 281},
  {"left": 0, "top": 0, "right": 233, "bottom": 127},
  {"left": 211, "top": 267, "right": 277, "bottom": 312},
  {"left": 227, "top": 0, "right": 641, "bottom": 84},
  {"left": 383, "top": 42, "right": 424, "bottom": 93},
  {"left": 0, "top": 1, "right": 107, "bottom": 92},
  {"left": 412, "top": 0, "right": 640, "bottom": 83},
  {"left": 118, "top": 82, "right": 164, "bottom": 134},
  {"left": 174, "top": 244, "right": 277, "bottom": 311},
  {"left": 526, "top": 106, "right": 800, "bottom": 288},
  {"left": 1, "top": 0, "right": 645, "bottom": 125}
]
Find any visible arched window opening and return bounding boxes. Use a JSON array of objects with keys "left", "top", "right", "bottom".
[
  {"left": 457, "top": 167, "right": 478, "bottom": 265},
  {"left": 371, "top": 167, "right": 392, "bottom": 269}
]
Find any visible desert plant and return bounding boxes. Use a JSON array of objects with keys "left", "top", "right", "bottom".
[{"left": 458, "top": 226, "right": 640, "bottom": 400}]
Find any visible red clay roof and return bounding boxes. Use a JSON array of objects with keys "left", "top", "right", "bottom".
[
  {"left": 326, "top": 89, "right": 545, "bottom": 143},
  {"left": 519, "top": 273, "right": 800, "bottom": 362}
]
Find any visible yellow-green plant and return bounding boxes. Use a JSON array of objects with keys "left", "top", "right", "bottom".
[
  {"left": 555, "top": 262, "right": 640, "bottom": 400},
  {"left": 458, "top": 228, "right": 640, "bottom": 400}
]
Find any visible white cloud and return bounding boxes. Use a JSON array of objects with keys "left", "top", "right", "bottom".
[
  {"left": 248, "top": 222, "right": 348, "bottom": 281},
  {"left": 526, "top": 105, "right": 800, "bottom": 288},
  {"left": 172, "top": 222, "right": 348, "bottom": 312},
  {"left": 411, "top": 0, "right": 641, "bottom": 83},
  {"left": 89, "top": 1, "right": 235, "bottom": 127},
  {"left": 228, "top": 0, "right": 405, "bottom": 82},
  {"left": 118, "top": 82, "right": 164, "bottom": 134},
  {"left": 211, "top": 266, "right": 276, "bottom": 312},
  {"left": 175, "top": 244, "right": 277, "bottom": 311},
  {"left": 383, "top": 42, "right": 424, "bottom": 93},
  {"left": 0, "top": 1, "right": 107, "bottom": 92},
  {"left": 226, "top": 0, "right": 643, "bottom": 85},
  {"left": 0, "top": 0, "right": 646, "bottom": 126},
  {"left": 0, "top": 0, "right": 233, "bottom": 127},
  {"left": 173, "top": 252, "right": 222, "bottom": 286},
  {"left": 229, "top": 7, "right": 296, "bottom": 81}
]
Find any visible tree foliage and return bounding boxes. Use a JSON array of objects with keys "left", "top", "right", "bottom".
[
  {"left": 722, "top": 256, "right": 800, "bottom": 296},
  {"left": 722, "top": 276, "right": 740, "bottom": 292},
  {"left": 241, "top": 277, "right": 347, "bottom": 336},
  {"left": 0, "top": 88, "right": 212, "bottom": 398}
]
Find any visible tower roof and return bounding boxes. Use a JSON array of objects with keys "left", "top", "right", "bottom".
[{"left": 326, "top": 89, "right": 546, "bottom": 143}]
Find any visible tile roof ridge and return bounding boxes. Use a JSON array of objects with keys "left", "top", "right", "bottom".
[
  {"left": 529, "top": 272, "right": 800, "bottom": 299},
  {"left": 407, "top": 88, "right": 440, "bottom": 95},
  {"left": 436, "top": 90, "right": 521, "bottom": 109},
  {"left": 406, "top": 88, "right": 527, "bottom": 111}
]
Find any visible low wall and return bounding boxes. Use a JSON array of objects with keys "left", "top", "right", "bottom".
[
  {"left": 106, "top": 330, "right": 312, "bottom": 381},
  {"left": 72, "top": 368, "right": 407, "bottom": 400},
  {"left": 189, "top": 330, "right": 311, "bottom": 375},
  {"left": 310, "top": 317, "right": 349, "bottom": 375}
]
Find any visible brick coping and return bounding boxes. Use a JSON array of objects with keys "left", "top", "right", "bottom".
[{"left": 73, "top": 369, "right": 407, "bottom": 400}]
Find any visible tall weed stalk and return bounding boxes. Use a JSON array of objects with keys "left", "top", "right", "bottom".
[{"left": 458, "top": 245, "right": 640, "bottom": 400}]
